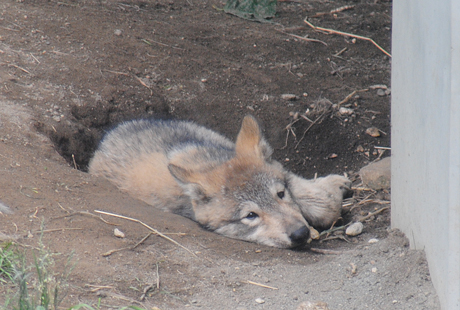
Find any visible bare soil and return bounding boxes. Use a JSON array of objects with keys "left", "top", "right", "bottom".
[{"left": 0, "top": 0, "right": 440, "bottom": 309}]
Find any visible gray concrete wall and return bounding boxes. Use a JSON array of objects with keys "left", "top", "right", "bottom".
[{"left": 391, "top": 1, "right": 460, "bottom": 309}]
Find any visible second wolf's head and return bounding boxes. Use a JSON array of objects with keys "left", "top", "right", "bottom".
[{"left": 168, "top": 116, "right": 310, "bottom": 248}]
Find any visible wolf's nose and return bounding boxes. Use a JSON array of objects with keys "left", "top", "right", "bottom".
[{"left": 289, "top": 225, "right": 310, "bottom": 245}]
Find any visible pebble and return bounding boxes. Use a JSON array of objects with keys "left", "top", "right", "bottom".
[
  {"left": 309, "top": 227, "right": 320, "bottom": 240},
  {"left": 368, "top": 238, "right": 379, "bottom": 244},
  {"left": 345, "top": 222, "right": 364, "bottom": 236},
  {"left": 114, "top": 29, "right": 122, "bottom": 36},
  {"left": 339, "top": 107, "right": 354, "bottom": 115},
  {"left": 377, "top": 89, "right": 386, "bottom": 96},
  {"left": 365, "top": 127, "right": 381, "bottom": 137},
  {"left": 255, "top": 298, "right": 265, "bottom": 304},
  {"left": 114, "top": 228, "right": 125, "bottom": 238},
  {"left": 281, "top": 94, "right": 298, "bottom": 101}
]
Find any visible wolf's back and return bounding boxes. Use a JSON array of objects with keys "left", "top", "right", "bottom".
[{"left": 89, "top": 119, "right": 235, "bottom": 212}]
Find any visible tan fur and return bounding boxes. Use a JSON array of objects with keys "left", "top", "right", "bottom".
[
  {"left": 288, "top": 173, "right": 352, "bottom": 229},
  {"left": 89, "top": 116, "right": 351, "bottom": 248}
]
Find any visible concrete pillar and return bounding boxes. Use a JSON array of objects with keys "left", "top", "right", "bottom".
[{"left": 392, "top": 1, "right": 460, "bottom": 309}]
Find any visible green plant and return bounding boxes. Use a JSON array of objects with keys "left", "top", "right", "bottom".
[
  {"left": 68, "top": 302, "right": 146, "bottom": 310},
  {"left": 0, "top": 242, "right": 17, "bottom": 283},
  {"left": 0, "top": 226, "right": 75, "bottom": 310}
]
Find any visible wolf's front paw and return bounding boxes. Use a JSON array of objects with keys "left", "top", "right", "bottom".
[
  {"left": 318, "top": 175, "right": 353, "bottom": 199},
  {"left": 288, "top": 174, "right": 353, "bottom": 229}
]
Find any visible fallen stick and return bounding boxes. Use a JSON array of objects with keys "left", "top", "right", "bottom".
[
  {"left": 338, "top": 89, "right": 368, "bottom": 106},
  {"left": 102, "top": 69, "right": 153, "bottom": 94},
  {"left": 310, "top": 248, "right": 345, "bottom": 255},
  {"left": 94, "top": 210, "right": 197, "bottom": 257},
  {"left": 295, "top": 110, "right": 328, "bottom": 149},
  {"left": 102, "top": 232, "right": 153, "bottom": 257},
  {"left": 303, "top": 18, "right": 391, "bottom": 58},
  {"left": 40, "top": 228, "right": 83, "bottom": 233},
  {"left": 374, "top": 146, "right": 391, "bottom": 150},
  {"left": 333, "top": 47, "right": 348, "bottom": 57},
  {"left": 283, "top": 32, "right": 327, "bottom": 46},
  {"left": 309, "top": 5, "right": 355, "bottom": 18},
  {"left": 245, "top": 280, "right": 279, "bottom": 290},
  {"left": 52, "top": 211, "right": 118, "bottom": 225}
]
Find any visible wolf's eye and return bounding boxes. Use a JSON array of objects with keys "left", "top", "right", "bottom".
[
  {"left": 277, "top": 191, "right": 285, "bottom": 199},
  {"left": 246, "top": 212, "right": 259, "bottom": 220}
]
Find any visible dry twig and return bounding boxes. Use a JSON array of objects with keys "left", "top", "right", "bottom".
[
  {"left": 95, "top": 210, "right": 197, "bottom": 257},
  {"left": 282, "top": 32, "right": 327, "bottom": 46},
  {"left": 303, "top": 18, "right": 391, "bottom": 57},
  {"left": 309, "top": 5, "right": 355, "bottom": 18},
  {"left": 338, "top": 89, "right": 368, "bottom": 106},
  {"left": 295, "top": 110, "right": 328, "bottom": 149},
  {"left": 39, "top": 228, "right": 83, "bottom": 233},
  {"left": 102, "top": 232, "right": 153, "bottom": 257},
  {"left": 245, "top": 280, "right": 279, "bottom": 290},
  {"left": 102, "top": 69, "right": 153, "bottom": 94},
  {"left": 333, "top": 47, "right": 348, "bottom": 57},
  {"left": 86, "top": 284, "right": 115, "bottom": 293},
  {"left": 310, "top": 248, "right": 345, "bottom": 255},
  {"left": 52, "top": 210, "right": 118, "bottom": 225}
]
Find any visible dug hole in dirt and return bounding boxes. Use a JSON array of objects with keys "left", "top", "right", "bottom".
[{"left": 0, "top": 0, "right": 440, "bottom": 309}]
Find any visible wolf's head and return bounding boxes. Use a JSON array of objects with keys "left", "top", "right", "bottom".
[{"left": 168, "top": 116, "right": 310, "bottom": 248}]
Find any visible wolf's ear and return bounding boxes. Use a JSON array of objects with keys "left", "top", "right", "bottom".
[
  {"left": 235, "top": 115, "right": 273, "bottom": 160},
  {"left": 168, "top": 164, "right": 208, "bottom": 201}
]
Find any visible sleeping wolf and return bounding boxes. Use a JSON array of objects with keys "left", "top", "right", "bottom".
[{"left": 89, "top": 115, "right": 351, "bottom": 248}]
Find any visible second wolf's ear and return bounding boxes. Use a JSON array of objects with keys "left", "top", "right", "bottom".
[
  {"left": 168, "top": 164, "right": 208, "bottom": 202},
  {"left": 235, "top": 115, "right": 273, "bottom": 161}
]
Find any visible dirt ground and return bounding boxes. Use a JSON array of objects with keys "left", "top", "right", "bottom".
[{"left": 0, "top": 0, "right": 440, "bottom": 309}]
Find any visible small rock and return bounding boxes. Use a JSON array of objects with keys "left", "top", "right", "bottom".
[
  {"left": 296, "top": 301, "right": 330, "bottom": 310},
  {"left": 339, "top": 107, "right": 354, "bottom": 115},
  {"left": 377, "top": 89, "right": 386, "bottom": 96},
  {"left": 255, "top": 298, "right": 265, "bottom": 304},
  {"left": 368, "top": 238, "right": 379, "bottom": 244},
  {"left": 359, "top": 157, "right": 391, "bottom": 190},
  {"left": 289, "top": 111, "right": 300, "bottom": 120},
  {"left": 365, "top": 127, "right": 381, "bottom": 137},
  {"left": 309, "top": 227, "right": 319, "bottom": 240},
  {"left": 114, "top": 29, "right": 122, "bottom": 36},
  {"left": 281, "top": 94, "right": 298, "bottom": 101},
  {"left": 114, "top": 228, "right": 125, "bottom": 238},
  {"left": 356, "top": 145, "right": 364, "bottom": 152},
  {"left": 371, "top": 267, "right": 378, "bottom": 273},
  {"left": 345, "top": 222, "right": 364, "bottom": 236},
  {"left": 350, "top": 262, "right": 357, "bottom": 274}
]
